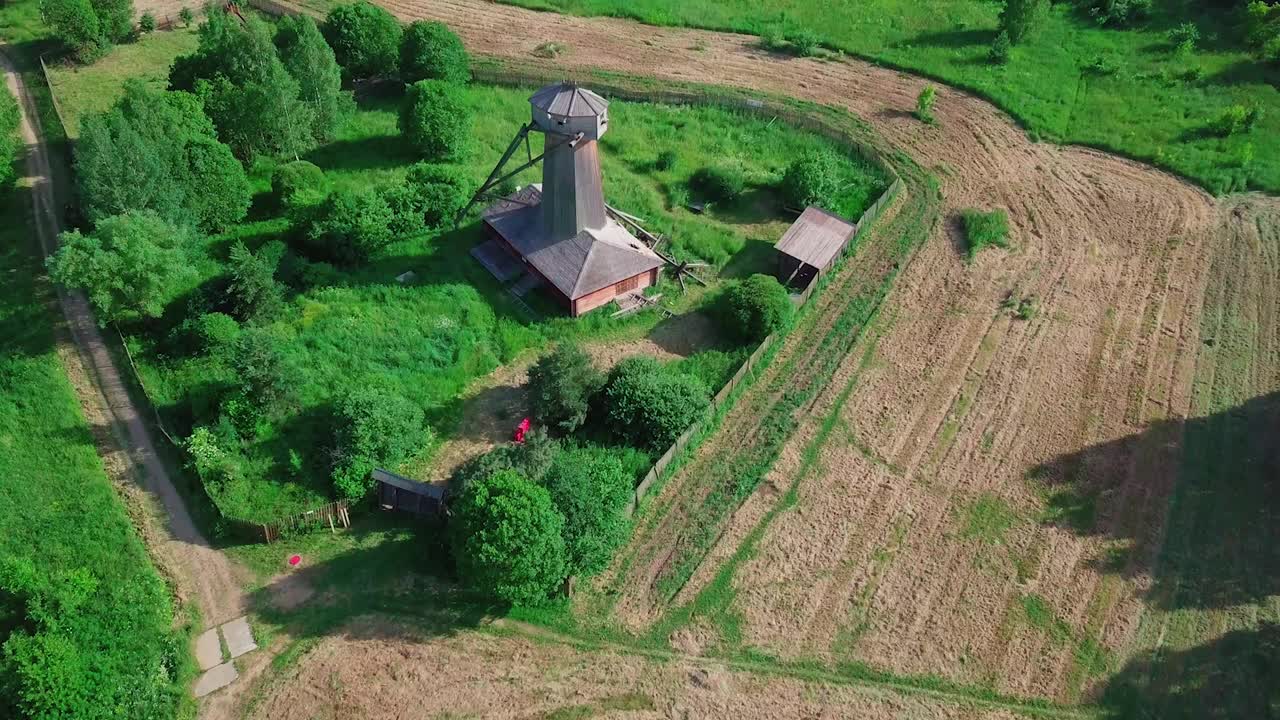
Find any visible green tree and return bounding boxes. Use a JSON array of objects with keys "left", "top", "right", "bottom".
[
  {"left": 0, "top": 88, "right": 21, "bottom": 190},
  {"left": 405, "top": 162, "right": 468, "bottom": 227},
  {"left": 399, "top": 79, "right": 468, "bottom": 160},
  {"left": 228, "top": 327, "right": 294, "bottom": 411},
  {"left": 450, "top": 470, "right": 567, "bottom": 605},
  {"left": 330, "top": 388, "right": 428, "bottom": 499},
  {"left": 227, "top": 241, "right": 284, "bottom": 323},
  {"left": 299, "top": 187, "right": 396, "bottom": 264},
  {"left": 781, "top": 149, "right": 840, "bottom": 210},
  {"left": 178, "top": 6, "right": 193, "bottom": 27},
  {"left": 322, "top": 1, "right": 402, "bottom": 79},
  {"left": 542, "top": 447, "right": 633, "bottom": 576},
  {"left": 275, "top": 14, "right": 354, "bottom": 143},
  {"left": 90, "top": 0, "right": 133, "bottom": 43},
  {"left": 989, "top": 29, "right": 1012, "bottom": 64},
  {"left": 719, "top": 274, "right": 793, "bottom": 343},
  {"left": 181, "top": 135, "right": 252, "bottom": 231},
  {"left": 399, "top": 20, "right": 469, "bottom": 84},
  {"left": 527, "top": 343, "right": 603, "bottom": 434},
  {"left": 271, "top": 159, "right": 328, "bottom": 209},
  {"left": 39, "top": 0, "right": 105, "bottom": 62},
  {"left": 603, "top": 356, "right": 711, "bottom": 452},
  {"left": 47, "top": 211, "right": 198, "bottom": 323},
  {"left": 448, "top": 429, "right": 559, "bottom": 495},
  {"left": 138, "top": 12, "right": 155, "bottom": 32},
  {"left": 998, "top": 0, "right": 1048, "bottom": 44}
]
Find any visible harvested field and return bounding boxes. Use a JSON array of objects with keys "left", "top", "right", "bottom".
[
  {"left": 249, "top": 617, "right": 1028, "bottom": 720},
  {"left": 326, "top": 0, "right": 1280, "bottom": 711}
]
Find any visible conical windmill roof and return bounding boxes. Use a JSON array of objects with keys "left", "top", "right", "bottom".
[{"left": 529, "top": 83, "right": 609, "bottom": 118}]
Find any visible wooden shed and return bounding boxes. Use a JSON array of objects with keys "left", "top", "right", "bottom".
[
  {"left": 775, "top": 206, "right": 859, "bottom": 289},
  {"left": 372, "top": 468, "right": 447, "bottom": 518}
]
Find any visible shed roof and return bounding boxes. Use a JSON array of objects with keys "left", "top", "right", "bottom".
[
  {"left": 775, "top": 206, "right": 858, "bottom": 269},
  {"left": 530, "top": 83, "right": 609, "bottom": 118},
  {"left": 371, "top": 468, "right": 446, "bottom": 501},
  {"left": 484, "top": 186, "right": 664, "bottom": 299}
]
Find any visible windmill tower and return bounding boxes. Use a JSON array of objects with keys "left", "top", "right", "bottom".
[{"left": 463, "top": 83, "right": 671, "bottom": 317}]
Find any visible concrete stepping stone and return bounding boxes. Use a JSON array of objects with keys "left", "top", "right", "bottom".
[
  {"left": 194, "top": 628, "right": 222, "bottom": 671},
  {"left": 193, "top": 662, "right": 237, "bottom": 698},
  {"left": 221, "top": 616, "right": 257, "bottom": 659}
]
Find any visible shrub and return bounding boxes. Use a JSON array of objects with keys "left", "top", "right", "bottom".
[
  {"left": 179, "top": 5, "right": 193, "bottom": 26},
  {"left": 998, "top": 0, "right": 1048, "bottom": 44},
  {"left": 40, "top": 0, "right": 106, "bottom": 62},
  {"left": 197, "top": 311, "right": 240, "bottom": 354},
  {"left": 450, "top": 470, "right": 567, "bottom": 605},
  {"left": 399, "top": 79, "right": 469, "bottom": 160},
  {"left": 1168, "top": 22, "right": 1199, "bottom": 54},
  {"left": 654, "top": 149, "right": 677, "bottom": 171},
  {"left": 322, "top": 1, "right": 402, "bottom": 79},
  {"left": 1085, "top": 0, "right": 1151, "bottom": 27},
  {"left": 405, "top": 162, "right": 469, "bottom": 227},
  {"left": 916, "top": 85, "right": 937, "bottom": 124},
  {"left": 181, "top": 136, "right": 252, "bottom": 231},
  {"left": 783, "top": 28, "right": 820, "bottom": 57},
  {"left": 1211, "top": 105, "right": 1263, "bottom": 136},
  {"left": 989, "top": 30, "right": 1012, "bottom": 64},
  {"left": 228, "top": 327, "right": 295, "bottom": 416},
  {"left": 542, "top": 446, "right": 633, "bottom": 577},
  {"left": 400, "top": 20, "right": 469, "bottom": 84},
  {"left": 448, "top": 429, "right": 559, "bottom": 495},
  {"left": 380, "top": 184, "right": 425, "bottom": 237},
  {"left": 688, "top": 164, "right": 744, "bottom": 203},
  {"left": 781, "top": 149, "right": 840, "bottom": 210},
  {"left": 47, "top": 211, "right": 198, "bottom": 323},
  {"left": 718, "top": 274, "right": 794, "bottom": 343},
  {"left": 603, "top": 356, "right": 711, "bottom": 452},
  {"left": 271, "top": 160, "right": 328, "bottom": 210},
  {"left": 960, "top": 208, "right": 1011, "bottom": 260},
  {"left": 330, "top": 388, "right": 429, "bottom": 499},
  {"left": 528, "top": 343, "right": 604, "bottom": 434},
  {"left": 299, "top": 187, "right": 396, "bottom": 264},
  {"left": 138, "top": 11, "right": 155, "bottom": 32}
]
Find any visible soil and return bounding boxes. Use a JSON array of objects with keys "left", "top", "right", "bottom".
[
  {"left": 311, "top": 0, "right": 1280, "bottom": 705},
  {"left": 1, "top": 46, "right": 251, "bottom": 719},
  {"left": 249, "top": 617, "right": 1026, "bottom": 720}
]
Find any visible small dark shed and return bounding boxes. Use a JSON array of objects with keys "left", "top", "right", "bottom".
[
  {"left": 775, "top": 206, "right": 859, "bottom": 289},
  {"left": 373, "top": 468, "right": 447, "bottom": 517}
]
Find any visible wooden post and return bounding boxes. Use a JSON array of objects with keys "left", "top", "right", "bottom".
[{"left": 327, "top": 513, "right": 336, "bottom": 534}]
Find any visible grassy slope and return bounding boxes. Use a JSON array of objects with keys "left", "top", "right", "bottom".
[
  {"left": 499, "top": 0, "right": 1279, "bottom": 195},
  {"left": 0, "top": 135, "right": 191, "bottom": 720},
  {"left": 51, "top": 30, "right": 886, "bottom": 522}
]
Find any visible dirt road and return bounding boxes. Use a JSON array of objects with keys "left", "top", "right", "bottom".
[{"left": 1, "top": 45, "right": 248, "bottom": 702}]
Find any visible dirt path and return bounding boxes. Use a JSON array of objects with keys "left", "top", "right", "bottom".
[{"left": 1, "top": 46, "right": 250, "bottom": 714}]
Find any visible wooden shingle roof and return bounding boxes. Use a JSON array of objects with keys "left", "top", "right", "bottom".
[{"left": 775, "top": 206, "right": 858, "bottom": 269}]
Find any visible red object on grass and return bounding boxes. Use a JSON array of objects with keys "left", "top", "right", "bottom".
[
  {"left": 288, "top": 554, "right": 301, "bottom": 567},
  {"left": 513, "top": 417, "right": 531, "bottom": 444}
]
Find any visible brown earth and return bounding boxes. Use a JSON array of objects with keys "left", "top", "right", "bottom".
[
  {"left": 249, "top": 617, "right": 1027, "bottom": 720},
  {"left": 323, "top": 0, "right": 1280, "bottom": 706}
]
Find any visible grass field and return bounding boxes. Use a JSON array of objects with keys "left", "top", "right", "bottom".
[
  {"left": 0, "top": 162, "right": 191, "bottom": 717},
  {"left": 492, "top": 0, "right": 1279, "bottom": 195},
  {"left": 51, "top": 30, "right": 886, "bottom": 522}
]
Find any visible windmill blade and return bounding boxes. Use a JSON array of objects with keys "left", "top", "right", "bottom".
[{"left": 677, "top": 273, "right": 687, "bottom": 293}]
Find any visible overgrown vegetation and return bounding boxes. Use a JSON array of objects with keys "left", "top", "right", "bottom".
[
  {"left": 959, "top": 208, "right": 1010, "bottom": 260},
  {"left": 717, "top": 273, "right": 793, "bottom": 343},
  {"left": 497, "top": 0, "right": 1280, "bottom": 193}
]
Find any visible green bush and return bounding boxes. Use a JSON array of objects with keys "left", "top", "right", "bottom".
[
  {"left": 448, "top": 429, "right": 558, "bottom": 496},
  {"left": 688, "top": 164, "right": 744, "bottom": 203},
  {"left": 47, "top": 211, "right": 198, "bottom": 323},
  {"left": 138, "top": 11, "right": 155, "bottom": 32},
  {"left": 226, "top": 241, "right": 285, "bottom": 323},
  {"left": 228, "top": 327, "right": 295, "bottom": 412},
  {"left": 40, "top": 0, "right": 106, "bottom": 62},
  {"left": 299, "top": 187, "right": 396, "bottom": 264},
  {"left": 999, "top": 0, "right": 1048, "bottom": 43},
  {"left": 960, "top": 208, "right": 1011, "bottom": 260},
  {"left": 916, "top": 85, "right": 937, "bottom": 124},
  {"left": 1083, "top": 0, "right": 1151, "bottom": 27},
  {"left": 528, "top": 343, "right": 604, "bottom": 434},
  {"left": 197, "top": 311, "right": 240, "bottom": 354},
  {"left": 181, "top": 136, "right": 252, "bottom": 231},
  {"left": 603, "top": 356, "right": 711, "bottom": 452},
  {"left": 781, "top": 149, "right": 840, "bottom": 210},
  {"left": 1168, "top": 22, "right": 1199, "bottom": 54},
  {"left": 380, "top": 184, "right": 425, "bottom": 237},
  {"left": 1211, "top": 105, "right": 1263, "bottom": 137},
  {"left": 271, "top": 160, "right": 328, "bottom": 210},
  {"left": 330, "top": 387, "right": 429, "bottom": 499},
  {"left": 399, "top": 79, "right": 469, "bottom": 160},
  {"left": 405, "top": 162, "right": 468, "bottom": 227},
  {"left": 400, "top": 20, "right": 469, "bottom": 84},
  {"left": 541, "top": 446, "right": 633, "bottom": 577},
  {"left": 719, "top": 274, "right": 794, "bottom": 343},
  {"left": 784, "top": 28, "right": 820, "bottom": 57},
  {"left": 989, "top": 30, "right": 1012, "bottom": 64},
  {"left": 178, "top": 5, "right": 193, "bottom": 26},
  {"left": 322, "top": 1, "right": 402, "bottom": 79},
  {"left": 450, "top": 470, "right": 567, "bottom": 605}
]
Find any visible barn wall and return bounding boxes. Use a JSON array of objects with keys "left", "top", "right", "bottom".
[{"left": 572, "top": 268, "right": 657, "bottom": 315}]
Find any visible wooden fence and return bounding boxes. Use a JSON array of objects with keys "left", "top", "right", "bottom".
[{"left": 259, "top": 500, "right": 351, "bottom": 543}]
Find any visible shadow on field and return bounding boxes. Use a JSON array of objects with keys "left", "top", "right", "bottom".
[
  {"left": 902, "top": 28, "right": 993, "bottom": 50},
  {"left": 1032, "top": 391, "right": 1280, "bottom": 716}
]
